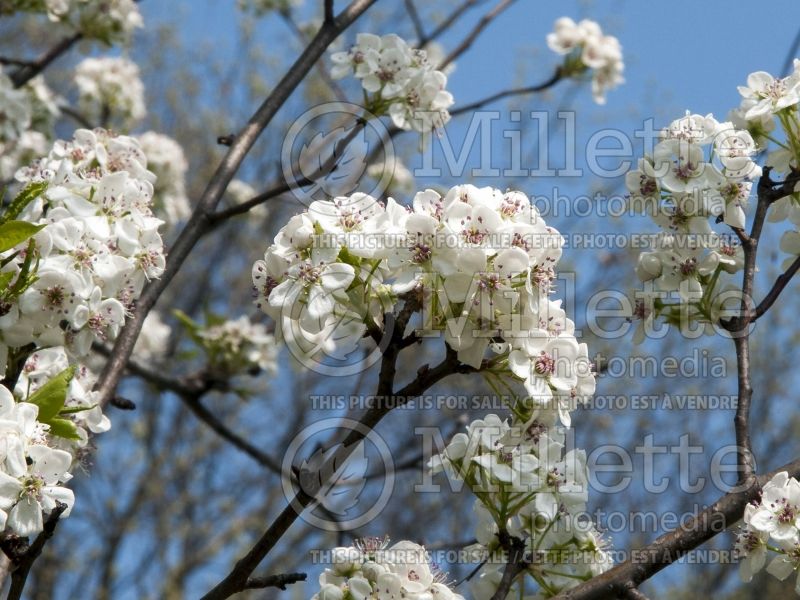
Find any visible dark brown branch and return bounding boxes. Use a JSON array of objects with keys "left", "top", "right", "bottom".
[
  {"left": 754, "top": 254, "right": 800, "bottom": 320},
  {"left": 619, "top": 584, "right": 651, "bottom": 600},
  {"left": 4, "top": 502, "right": 68, "bottom": 600},
  {"left": 324, "top": 0, "right": 334, "bottom": 23},
  {"left": 201, "top": 294, "right": 474, "bottom": 600},
  {"left": 550, "top": 458, "right": 800, "bottom": 600},
  {"left": 489, "top": 532, "right": 528, "bottom": 600},
  {"left": 242, "top": 571, "right": 307, "bottom": 590},
  {"left": 94, "top": 0, "right": 379, "bottom": 408},
  {"left": 10, "top": 34, "right": 82, "bottom": 88}
]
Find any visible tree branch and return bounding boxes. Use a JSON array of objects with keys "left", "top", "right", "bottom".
[
  {"left": 550, "top": 458, "right": 800, "bottom": 600},
  {"left": 200, "top": 293, "right": 473, "bottom": 600},
  {"left": 754, "top": 254, "right": 800, "bottom": 320},
  {"left": 450, "top": 68, "right": 562, "bottom": 116},
  {"left": 3, "top": 502, "right": 68, "bottom": 600},
  {"left": 209, "top": 116, "right": 367, "bottom": 223},
  {"left": 10, "top": 34, "right": 82, "bottom": 88},
  {"left": 242, "top": 571, "right": 307, "bottom": 590}
]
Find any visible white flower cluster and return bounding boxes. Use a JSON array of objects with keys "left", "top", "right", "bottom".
[
  {"left": 0, "top": 384, "right": 75, "bottom": 538},
  {"left": 626, "top": 59, "right": 800, "bottom": 339},
  {"left": 546, "top": 17, "right": 624, "bottom": 104},
  {"left": 137, "top": 132, "right": 191, "bottom": 227},
  {"left": 735, "top": 472, "right": 800, "bottom": 592},
  {"left": 330, "top": 33, "right": 454, "bottom": 132},
  {"left": 1, "top": 0, "right": 143, "bottom": 44},
  {"left": 0, "top": 71, "right": 61, "bottom": 180},
  {"left": 4, "top": 127, "right": 165, "bottom": 369},
  {"left": 732, "top": 61, "right": 800, "bottom": 268},
  {"left": 16, "top": 346, "right": 110, "bottom": 438},
  {"left": 133, "top": 311, "right": 172, "bottom": 361},
  {"left": 624, "top": 112, "right": 764, "bottom": 335},
  {"left": 74, "top": 57, "right": 146, "bottom": 127},
  {"left": 0, "top": 127, "right": 165, "bottom": 538},
  {"left": 312, "top": 537, "right": 464, "bottom": 600},
  {"left": 195, "top": 316, "right": 278, "bottom": 377},
  {"left": 430, "top": 410, "right": 610, "bottom": 598},
  {"left": 254, "top": 186, "right": 593, "bottom": 411},
  {"left": 256, "top": 186, "right": 602, "bottom": 595},
  {"left": 0, "top": 70, "right": 33, "bottom": 146}
]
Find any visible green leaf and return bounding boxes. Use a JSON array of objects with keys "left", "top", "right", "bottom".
[
  {"left": 8, "top": 239, "right": 39, "bottom": 296},
  {"left": 26, "top": 366, "right": 76, "bottom": 422},
  {"left": 0, "top": 182, "right": 47, "bottom": 224},
  {"left": 47, "top": 418, "right": 82, "bottom": 441},
  {"left": 0, "top": 221, "right": 45, "bottom": 253}
]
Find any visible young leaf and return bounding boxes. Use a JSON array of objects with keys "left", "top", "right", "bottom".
[
  {"left": 26, "top": 366, "right": 76, "bottom": 422},
  {"left": 0, "top": 182, "right": 47, "bottom": 224},
  {"left": 0, "top": 221, "right": 45, "bottom": 254},
  {"left": 47, "top": 417, "right": 83, "bottom": 441}
]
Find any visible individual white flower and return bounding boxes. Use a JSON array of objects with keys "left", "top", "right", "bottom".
[
  {"left": 735, "top": 504, "right": 769, "bottom": 583},
  {"left": 750, "top": 471, "right": 800, "bottom": 542},
  {"left": 0, "top": 428, "right": 75, "bottom": 538},
  {"left": 738, "top": 70, "right": 800, "bottom": 119}
]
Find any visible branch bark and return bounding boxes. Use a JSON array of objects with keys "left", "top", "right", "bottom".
[
  {"left": 550, "top": 458, "right": 800, "bottom": 600},
  {"left": 10, "top": 34, "right": 82, "bottom": 88}
]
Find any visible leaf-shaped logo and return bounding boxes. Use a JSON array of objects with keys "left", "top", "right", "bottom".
[
  {"left": 297, "top": 441, "right": 369, "bottom": 516},
  {"left": 298, "top": 126, "right": 369, "bottom": 198}
]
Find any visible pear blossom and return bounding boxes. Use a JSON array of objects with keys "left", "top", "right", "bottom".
[
  {"left": 546, "top": 17, "right": 624, "bottom": 104},
  {"left": 330, "top": 33, "right": 454, "bottom": 132},
  {"left": 74, "top": 57, "right": 146, "bottom": 127}
]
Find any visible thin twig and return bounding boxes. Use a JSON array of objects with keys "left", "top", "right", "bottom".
[
  {"left": 242, "top": 571, "right": 307, "bottom": 590},
  {"left": 10, "top": 34, "right": 82, "bottom": 88},
  {"left": 450, "top": 68, "right": 562, "bottom": 116},
  {"left": 438, "top": 0, "right": 516, "bottom": 71},
  {"left": 754, "top": 254, "right": 800, "bottom": 320}
]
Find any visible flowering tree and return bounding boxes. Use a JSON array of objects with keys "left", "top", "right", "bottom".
[{"left": 0, "top": 1, "right": 799, "bottom": 599}]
